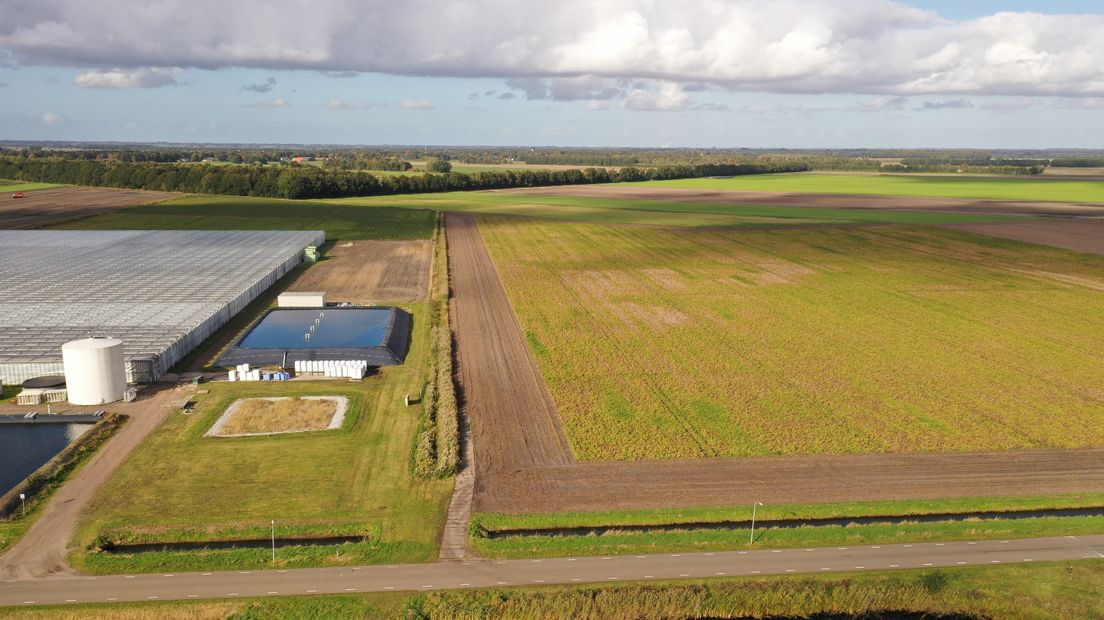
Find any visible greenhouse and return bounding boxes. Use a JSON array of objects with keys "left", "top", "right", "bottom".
[{"left": 0, "top": 230, "right": 325, "bottom": 385}]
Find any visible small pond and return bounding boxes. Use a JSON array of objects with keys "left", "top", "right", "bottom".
[{"left": 0, "top": 422, "right": 93, "bottom": 496}]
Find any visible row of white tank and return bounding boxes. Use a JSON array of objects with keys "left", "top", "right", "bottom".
[{"left": 293, "top": 359, "right": 368, "bottom": 379}]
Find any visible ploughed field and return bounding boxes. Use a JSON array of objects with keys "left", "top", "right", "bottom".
[
  {"left": 0, "top": 184, "right": 174, "bottom": 228},
  {"left": 287, "top": 239, "right": 431, "bottom": 303},
  {"left": 480, "top": 218, "right": 1104, "bottom": 461}
]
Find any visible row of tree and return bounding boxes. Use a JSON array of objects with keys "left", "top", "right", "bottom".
[{"left": 0, "top": 156, "right": 808, "bottom": 200}]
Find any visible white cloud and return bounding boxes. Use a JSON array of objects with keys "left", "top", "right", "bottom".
[
  {"left": 258, "top": 96, "right": 288, "bottom": 108},
  {"left": 73, "top": 67, "right": 180, "bottom": 88},
  {"left": 2, "top": 1, "right": 1104, "bottom": 98},
  {"left": 858, "top": 96, "right": 908, "bottom": 112},
  {"left": 401, "top": 98, "right": 432, "bottom": 110},
  {"left": 624, "top": 82, "right": 690, "bottom": 111},
  {"left": 586, "top": 100, "right": 610, "bottom": 111},
  {"left": 41, "top": 111, "right": 61, "bottom": 125},
  {"left": 917, "top": 98, "right": 974, "bottom": 110}
]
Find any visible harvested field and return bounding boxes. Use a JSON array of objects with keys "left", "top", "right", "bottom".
[
  {"left": 207, "top": 396, "right": 345, "bottom": 436},
  {"left": 445, "top": 213, "right": 573, "bottom": 474},
  {"left": 481, "top": 218, "right": 1104, "bottom": 460},
  {"left": 502, "top": 185, "right": 1104, "bottom": 217},
  {"left": 948, "top": 219, "right": 1104, "bottom": 256},
  {"left": 287, "top": 240, "right": 431, "bottom": 303},
  {"left": 0, "top": 186, "right": 175, "bottom": 228},
  {"left": 446, "top": 216, "right": 1104, "bottom": 513}
]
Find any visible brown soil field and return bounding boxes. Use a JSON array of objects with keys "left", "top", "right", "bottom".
[
  {"left": 500, "top": 185, "right": 1104, "bottom": 217},
  {"left": 216, "top": 397, "right": 337, "bottom": 435},
  {"left": 0, "top": 186, "right": 175, "bottom": 228},
  {"left": 447, "top": 214, "right": 1104, "bottom": 514},
  {"left": 446, "top": 212, "right": 574, "bottom": 475},
  {"left": 287, "top": 240, "right": 431, "bottom": 303},
  {"left": 1042, "top": 167, "right": 1104, "bottom": 179},
  {"left": 948, "top": 219, "right": 1104, "bottom": 256}
]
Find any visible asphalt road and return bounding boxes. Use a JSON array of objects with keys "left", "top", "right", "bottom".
[{"left": 2, "top": 535, "right": 1102, "bottom": 607}]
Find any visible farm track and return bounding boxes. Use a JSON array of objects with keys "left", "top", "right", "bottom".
[
  {"left": 445, "top": 213, "right": 574, "bottom": 475},
  {"left": 501, "top": 185, "right": 1104, "bottom": 217},
  {"left": 947, "top": 219, "right": 1104, "bottom": 256},
  {"left": 447, "top": 214, "right": 1104, "bottom": 514},
  {"left": 0, "top": 186, "right": 175, "bottom": 228}
]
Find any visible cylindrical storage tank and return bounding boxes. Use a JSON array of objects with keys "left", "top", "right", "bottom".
[{"left": 62, "top": 338, "right": 127, "bottom": 406}]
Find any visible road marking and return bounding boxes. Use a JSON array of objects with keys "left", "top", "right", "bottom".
[
  {"left": 531, "top": 559, "right": 541, "bottom": 563},
  {"left": 188, "top": 595, "right": 199, "bottom": 598},
  {"left": 679, "top": 573, "right": 690, "bottom": 577},
  {"left": 1024, "top": 559, "right": 1034, "bottom": 562},
  {"left": 855, "top": 566, "right": 865, "bottom": 569},
  {"left": 804, "top": 549, "right": 814, "bottom": 552},
  {"left": 147, "top": 596, "right": 159, "bottom": 600},
  {"left": 820, "top": 568, "right": 831, "bottom": 571},
  {"left": 607, "top": 577, "right": 618, "bottom": 580},
  {"left": 637, "top": 555, "right": 647, "bottom": 558},
  {"left": 935, "top": 543, "right": 945, "bottom": 546},
  {"left": 268, "top": 591, "right": 279, "bottom": 595},
  {"left": 1000, "top": 540, "right": 1009, "bottom": 543},
  {"left": 838, "top": 547, "right": 848, "bottom": 550},
  {"left": 602, "top": 557, "right": 612, "bottom": 560},
  {"left": 956, "top": 562, "right": 967, "bottom": 565},
  {"left": 715, "top": 572, "right": 726, "bottom": 576},
  {"left": 239, "top": 571, "right": 250, "bottom": 574},
  {"left": 384, "top": 587, "right": 395, "bottom": 590},
  {"left": 534, "top": 580, "right": 545, "bottom": 584},
  {"left": 644, "top": 575, "right": 654, "bottom": 578},
  {"left": 738, "top": 551, "right": 748, "bottom": 555},
  {"left": 968, "top": 542, "right": 977, "bottom": 545},
  {"left": 277, "top": 570, "right": 287, "bottom": 573},
  {"left": 497, "top": 582, "right": 508, "bottom": 585},
  {"left": 422, "top": 585, "right": 433, "bottom": 589},
  {"left": 889, "top": 564, "right": 899, "bottom": 568},
  {"left": 903, "top": 545, "right": 913, "bottom": 548},
  {"left": 22, "top": 602, "right": 35, "bottom": 605},
  {"left": 65, "top": 600, "right": 76, "bottom": 603},
  {"left": 704, "top": 553, "right": 714, "bottom": 556},
  {"left": 124, "top": 576, "right": 135, "bottom": 579},
  {"left": 228, "top": 593, "right": 239, "bottom": 597},
  {"left": 870, "top": 546, "right": 881, "bottom": 549},
  {"left": 460, "top": 583, "right": 471, "bottom": 586},
  {"left": 751, "top": 570, "right": 761, "bottom": 574},
  {"left": 202, "top": 573, "right": 213, "bottom": 576},
  {"left": 345, "top": 588, "right": 357, "bottom": 592},
  {"left": 571, "top": 578, "right": 581, "bottom": 582},
  {"left": 351, "top": 567, "right": 361, "bottom": 571},
  {"left": 107, "top": 598, "right": 118, "bottom": 602},
  {"left": 990, "top": 560, "right": 1001, "bottom": 564},
  {"left": 771, "top": 550, "right": 782, "bottom": 553},
  {"left": 307, "top": 589, "right": 318, "bottom": 593},
  {"left": 567, "top": 558, "right": 576, "bottom": 561},
  {"left": 923, "top": 563, "right": 933, "bottom": 566},
  {"left": 670, "top": 554, "right": 681, "bottom": 557},
  {"left": 785, "top": 569, "right": 795, "bottom": 573}
]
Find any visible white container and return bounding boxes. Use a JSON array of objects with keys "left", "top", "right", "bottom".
[
  {"left": 62, "top": 337, "right": 127, "bottom": 406},
  {"left": 228, "top": 370, "right": 238, "bottom": 382}
]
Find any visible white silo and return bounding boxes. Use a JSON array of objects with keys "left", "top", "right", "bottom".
[{"left": 62, "top": 338, "right": 127, "bottom": 405}]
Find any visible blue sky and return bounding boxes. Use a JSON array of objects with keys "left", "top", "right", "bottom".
[{"left": 1, "top": 0, "right": 1102, "bottom": 148}]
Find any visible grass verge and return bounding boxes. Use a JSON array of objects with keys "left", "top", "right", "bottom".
[
  {"left": 471, "top": 494, "right": 1104, "bottom": 559},
  {"left": 5, "top": 561, "right": 1103, "bottom": 619},
  {"left": 71, "top": 306, "right": 453, "bottom": 574}
]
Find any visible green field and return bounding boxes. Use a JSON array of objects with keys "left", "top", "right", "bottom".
[
  {"left": 331, "top": 191, "right": 1017, "bottom": 227},
  {"left": 7, "top": 561, "right": 1104, "bottom": 619},
  {"left": 480, "top": 218, "right": 1104, "bottom": 460},
  {"left": 72, "top": 306, "right": 453, "bottom": 574},
  {"left": 641, "top": 172, "right": 1104, "bottom": 203},
  {"left": 0, "top": 181, "right": 59, "bottom": 192},
  {"left": 54, "top": 195, "right": 435, "bottom": 240}
]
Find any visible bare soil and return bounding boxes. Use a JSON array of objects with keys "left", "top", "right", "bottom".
[
  {"left": 499, "top": 185, "right": 1104, "bottom": 217},
  {"left": 948, "top": 219, "right": 1104, "bottom": 256},
  {"left": 287, "top": 240, "right": 431, "bottom": 304},
  {"left": 0, "top": 186, "right": 176, "bottom": 229},
  {"left": 446, "top": 214, "right": 1104, "bottom": 515}
]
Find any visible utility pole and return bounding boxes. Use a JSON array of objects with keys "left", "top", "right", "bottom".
[
  {"left": 271, "top": 519, "right": 276, "bottom": 562},
  {"left": 749, "top": 501, "right": 763, "bottom": 544},
  {"left": 19, "top": 493, "right": 26, "bottom": 517}
]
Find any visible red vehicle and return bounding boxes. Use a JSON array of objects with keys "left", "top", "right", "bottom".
[{"left": 11, "top": 192, "right": 24, "bottom": 199}]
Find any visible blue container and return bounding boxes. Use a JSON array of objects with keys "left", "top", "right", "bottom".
[{"left": 262, "top": 372, "right": 272, "bottom": 381}]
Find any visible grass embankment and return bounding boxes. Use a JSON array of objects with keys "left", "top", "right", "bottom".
[
  {"left": 471, "top": 494, "right": 1104, "bottom": 559},
  {"left": 0, "top": 415, "right": 126, "bottom": 555},
  {"left": 54, "top": 194, "right": 435, "bottom": 240},
  {"left": 0, "top": 181, "right": 59, "bottom": 192},
  {"left": 71, "top": 313, "right": 453, "bottom": 573},
  {"left": 0, "top": 385, "right": 19, "bottom": 401},
  {"left": 480, "top": 218, "right": 1104, "bottom": 460},
  {"left": 330, "top": 191, "right": 1018, "bottom": 227},
  {"left": 641, "top": 172, "right": 1104, "bottom": 203},
  {"left": 7, "top": 561, "right": 1104, "bottom": 619},
  {"left": 413, "top": 213, "right": 460, "bottom": 478}
]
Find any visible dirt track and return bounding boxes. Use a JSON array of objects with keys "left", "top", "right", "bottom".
[
  {"left": 948, "top": 219, "right": 1104, "bottom": 256},
  {"left": 446, "top": 213, "right": 573, "bottom": 475},
  {"left": 288, "top": 240, "right": 431, "bottom": 303},
  {"left": 500, "top": 185, "right": 1104, "bottom": 217},
  {"left": 0, "top": 186, "right": 175, "bottom": 229},
  {"left": 447, "top": 214, "right": 1104, "bottom": 514}
]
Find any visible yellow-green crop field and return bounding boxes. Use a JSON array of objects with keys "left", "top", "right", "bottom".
[{"left": 480, "top": 218, "right": 1104, "bottom": 460}]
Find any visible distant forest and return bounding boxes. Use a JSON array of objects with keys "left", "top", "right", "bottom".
[{"left": 1, "top": 143, "right": 1094, "bottom": 199}]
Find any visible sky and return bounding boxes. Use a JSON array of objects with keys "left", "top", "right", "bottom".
[{"left": 1, "top": 0, "right": 1103, "bottom": 148}]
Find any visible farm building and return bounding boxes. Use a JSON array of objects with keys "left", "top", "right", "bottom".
[{"left": 0, "top": 230, "right": 324, "bottom": 385}]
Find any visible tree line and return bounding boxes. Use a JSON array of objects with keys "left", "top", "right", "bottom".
[{"left": 0, "top": 156, "right": 809, "bottom": 199}]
